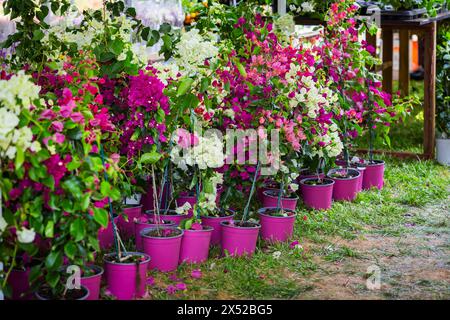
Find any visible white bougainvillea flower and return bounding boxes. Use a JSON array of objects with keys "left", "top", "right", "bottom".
[
  {"left": 16, "top": 227, "right": 36, "bottom": 244},
  {"left": 0, "top": 215, "right": 7, "bottom": 234}
]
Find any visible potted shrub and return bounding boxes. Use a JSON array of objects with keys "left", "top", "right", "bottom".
[
  {"left": 103, "top": 251, "right": 150, "bottom": 300},
  {"left": 327, "top": 167, "right": 361, "bottom": 201},
  {"left": 436, "top": 25, "right": 450, "bottom": 166},
  {"left": 134, "top": 216, "right": 175, "bottom": 251}
]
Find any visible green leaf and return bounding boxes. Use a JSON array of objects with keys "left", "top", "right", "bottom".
[
  {"left": 15, "top": 147, "right": 24, "bottom": 170},
  {"left": 64, "top": 242, "right": 77, "bottom": 260},
  {"left": 81, "top": 193, "right": 90, "bottom": 211},
  {"left": 45, "top": 272, "right": 60, "bottom": 288},
  {"left": 44, "top": 221, "right": 54, "bottom": 238},
  {"left": 45, "top": 251, "right": 63, "bottom": 271},
  {"left": 236, "top": 61, "right": 247, "bottom": 78},
  {"left": 100, "top": 181, "right": 111, "bottom": 197},
  {"left": 70, "top": 219, "right": 86, "bottom": 242},
  {"left": 93, "top": 208, "right": 109, "bottom": 228},
  {"left": 32, "top": 30, "right": 45, "bottom": 41},
  {"left": 177, "top": 77, "right": 194, "bottom": 96},
  {"left": 140, "top": 151, "right": 162, "bottom": 164}
]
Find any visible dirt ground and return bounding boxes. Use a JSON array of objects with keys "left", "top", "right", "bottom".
[{"left": 293, "top": 198, "right": 450, "bottom": 300}]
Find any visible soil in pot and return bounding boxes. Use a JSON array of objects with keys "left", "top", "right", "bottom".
[
  {"left": 327, "top": 168, "right": 360, "bottom": 202},
  {"left": 179, "top": 226, "right": 213, "bottom": 264},
  {"left": 35, "top": 285, "right": 90, "bottom": 300},
  {"left": 201, "top": 209, "right": 235, "bottom": 246},
  {"left": 221, "top": 220, "right": 261, "bottom": 257},
  {"left": 258, "top": 208, "right": 296, "bottom": 243},
  {"left": 262, "top": 190, "right": 299, "bottom": 211},
  {"left": 103, "top": 252, "right": 150, "bottom": 300},
  {"left": 141, "top": 227, "right": 184, "bottom": 272},
  {"left": 300, "top": 178, "right": 335, "bottom": 210}
]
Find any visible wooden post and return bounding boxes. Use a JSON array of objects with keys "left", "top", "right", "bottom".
[
  {"left": 399, "top": 29, "right": 410, "bottom": 97},
  {"left": 423, "top": 22, "right": 437, "bottom": 160},
  {"left": 382, "top": 28, "right": 393, "bottom": 94}
]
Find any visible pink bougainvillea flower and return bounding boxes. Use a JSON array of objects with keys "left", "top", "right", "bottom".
[
  {"left": 289, "top": 240, "right": 300, "bottom": 249},
  {"left": 191, "top": 269, "right": 202, "bottom": 279},
  {"left": 146, "top": 276, "right": 155, "bottom": 286},
  {"left": 53, "top": 133, "right": 65, "bottom": 145},
  {"left": 176, "top": 128, "right": 199, "bottom": 149},
  {"left": 40, "top": 109, "right": 56, "bottom": 120},
  {"left": 166, "top": 285, "right": 177, "bottom": 295},
  {"left": 70, "top": 112, "right": 84, "bottom": 124},
  {"left": 175, "top": 283, "right": 187, "bottom": 291},
  {"left": 51, "top": 121, "right": 64, "bottom": 132},
  {"left": 110, "top": 153, "right": 120, "bottom": 164}
]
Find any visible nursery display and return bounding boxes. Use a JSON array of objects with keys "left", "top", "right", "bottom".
[{"left": 0, "top": 0, "right": 440, "bottom": 301}]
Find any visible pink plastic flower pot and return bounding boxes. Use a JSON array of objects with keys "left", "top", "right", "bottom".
[
  {"left": 328, "top": 168, "right": 361, "bottom": 202},
  {"left": 176, "top": 192, "right": 197, "bottom": 217},
  {"left": 145, "top": 210, "right": 187, "bottom": 226},
  {"left": 134, "top": 217, "right": 176, "bottom": 251},
  {"left": 98, "top": 216, "right": 119, "bottom": 250},
  {"left": 300, "top": 178, "right": 335, "bottom": 210},
  {"left": 257, "top": 180, "right": 279, "bottom": 202},
  {"left": 103, "top": 252, "right": 150, "bottom": 300},
  {"left": 262, "top": 190, "right": 298, "bottom": 211},
  {"left": 141, "top": 227, "right": 184, "bottom": 272},
  {"left": 221, "top": 221, "right": 261, "bottom": 257},
  {"left": 118, "top": 205, "right": 143, "bottom": 240},
  {"left": 258, "top": 208, "right": 297, "bottom": 243},
  {"left": 80, "top": 265, "right": 104, "bottom": 301},
  {"left": 179, "top": 227, "right": 213, "bottom": 264},
  {"left": 7, "top": 268, "right": 31, "bottom": 300},
  {"left": 200, "top": 210, "right": 236, "bottom": 246},
  {"left": 356, "top": 167, "right": 366, "bottom": 192},
  {"left": 362, "top": 160, "right": 385, "bottom": 190}
]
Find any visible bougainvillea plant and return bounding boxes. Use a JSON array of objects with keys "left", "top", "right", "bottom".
[{"left": 1, "top": 53, "right": 122, "bottom": 298}]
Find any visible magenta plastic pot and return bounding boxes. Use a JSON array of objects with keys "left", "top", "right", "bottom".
[
  {"left": 200, "top": 210, "right": 235, "bottom": 246},
  {"left": 118, "top": 205, "right": 143, "bottom": 240},
  {"left": 262, "top": 190, "right": 298, "bottom": 211},
  {"left": 356, "top": 167, "right": 366, "bottom": 192},
  {"left": 327, "top": 168, "right": 361, "bottom": 202},
  {"left": 80, "top": 265, "right": 104, "bottom": 301},
  {"left": 134, "top": 217, "right": 176, "bottom": 251},
  {"left": 258, "top": 208, "right": 297, "bottom": 243},
  {"left": 7, "top": 268, "right": 31, "bottom": 300},
  {"left": 35, "top": 285, "right": 90, "bottom": 300},
  {"left": 98, "top": 215, "right": 119, "bottom": 250},
  {"left": 145, "top": 209, "right": 187, "bottom": 226},
  {"left": 257, "top": 181, "right": 279, "bottom": 202},
  {"left": 103, "top": 252, "right": 150, "bottom": 300},
  {"left": 221, "top": 221, "right": 261, "bottom": 257},
  {"left": 176, "top": 192, "right": 197, "bottom": 217},
  {"left": 141, "top": 227, "right": 184, "bottom": 272},
  {"left": 179, "top": 227, "right": 213, "bottom": 264},
  {"left": 362, "top": 160, "right": 385, "bottom": 190},
  {"left": 300, "top": 178, "right": 335, "bottom": 210}
]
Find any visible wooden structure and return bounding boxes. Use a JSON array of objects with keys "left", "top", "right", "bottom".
[{"left": 376, "top": 12, "right": 450, "bottom": 160}]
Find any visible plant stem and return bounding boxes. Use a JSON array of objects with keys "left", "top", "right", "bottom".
[{"left": 242, "top": 161, "right": 260, "bottom": 223}]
